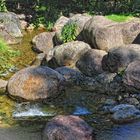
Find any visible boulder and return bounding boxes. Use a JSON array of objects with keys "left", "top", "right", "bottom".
[
  {"left": 83, "top": 16, "right": 115, "bottom": 50},
  {"left": 0, "top": 12, "right": 22, "bottom": 37},
  {"left": 0, "top": 26, "right": 21, "bottom": 44},
  {"left": 0, "top": 79, "right": 7, "bottom": 93},
  {"left": 69, "top": 14, "right": 91, "bottom": 31},
  {"left": 55, "top": 67, "right": 84, "bottom": 86},
  {"left": 76, "top": 49, "right": 107, "bottom": 77},
  {"left": 94, "top": 72, "right": 124, "bottom": 94},
  {"left": 48, "top": 41, "right": 91, "bottom": 68},
  {"left": 32, "top": 32, "right": 55, "bottom": 54},
  {"left": 55, "top": 67, "right": 124, "bottom": 95},
  {"left": 123, "top": 61, "right": 140, "bottom": 92},
  {"left": 111, "top": 104, "right": 140, "bottom": 123},
  {"left": 102, "top": 44, "right": 140, "bottom": 73},
  {"left": 83, "top": 16, "right": 140, "bottom": 51},
  {"left": 7, "top": 66, "right": 65, "bottom": 101},
  {"left": 43, "top": 115, "right": 94, "bottom": 140},
  {"left": 54, "top": 16, "right": 69, "bottom": 45}
]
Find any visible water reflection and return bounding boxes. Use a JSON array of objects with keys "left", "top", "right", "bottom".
[{"left": 97, "top": 121, "right": 140, "bottom": 140}]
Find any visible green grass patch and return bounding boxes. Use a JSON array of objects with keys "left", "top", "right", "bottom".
[
  {"left": 106, "top": 14, "right": 134, "bottom": 22},
  {"left": 0, "top": 39, "right": 20, "bottom": 75}
]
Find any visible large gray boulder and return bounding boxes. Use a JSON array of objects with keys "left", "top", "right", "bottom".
[
  {"left": 83, "top": 16, "right": 140, "bottom": 51},
  {"left": 102, "top": 44, "right": 140, "bottom": 73},
  {"left": 32, "top": 32, "right": 55, "bottom": 54},
  {"left": 76, "top": 49, "right": 107, "bottom": 77},
  {"left": 7, "top": 66, "right": 65, "bottom": 101},
  {"left": 43, "top": 115, "right": 94, "bottom": 140},
  {"left": 0, "top": 12, "right": 22, "bottom": 37},
  {"left": 0, "top": 12, "right": 23, "bottom": 44},
  {"left": 48, "top": 41, "right": 91, "bottom": 68},
  {"left": 123, "top": 61, "right": 140, "bottom": 92}
]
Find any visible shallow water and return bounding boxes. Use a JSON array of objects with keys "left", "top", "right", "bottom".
[
  {"left": 1, "top": 30, "right": 42, "bottom": 80},
  {"left": 0, "top": 89, "right": 140, "bottom": 140}
]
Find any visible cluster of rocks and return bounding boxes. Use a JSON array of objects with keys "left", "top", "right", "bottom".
[{"left": 1, "top": 13, "right": 140, "bottom": 139}]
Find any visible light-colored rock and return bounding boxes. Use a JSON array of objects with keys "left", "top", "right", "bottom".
[
  {"left": 48, "top": 41, "right": 91, "bottom": 68},
  {"left": 0, "top": 12, "right": 23, "bottom": 37},
  {"left": 0, "top": 79, "right": 7, "bottom": 93},
  {"left": 7, "top": 66, "right": 65, "bottom": 101},
  {"left": 83, "top": 16, "right": 140, "bottom": 51},
  {"left": 32, "top": 32, "right": 55, "bottom": 54}
]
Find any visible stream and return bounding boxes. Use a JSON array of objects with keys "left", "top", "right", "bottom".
[{"left": 0, "top": 31, "right": 140, "bottom": 140}]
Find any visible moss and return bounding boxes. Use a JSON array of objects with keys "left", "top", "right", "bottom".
[{"left": 106, "top": 14, "right": 133, "bottom": 22}]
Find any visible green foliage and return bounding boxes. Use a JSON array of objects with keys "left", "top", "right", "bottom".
[
  {"left": 106, "top": 14, "right": 133, "bottom": 22},
  {"left": 61, "top": 22, "right": 78, "bottom": 43},
  {"left": 0, "top": 39, "right": 20, "bottom": 75},
  {"left": 0, "top": 0, "right": 7, "bottom": 12}
]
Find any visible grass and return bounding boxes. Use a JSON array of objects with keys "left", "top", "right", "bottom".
[
  {"left": 0, "top": 39, "right": 20, "bottom": 76},
  {"left": 106, "top": 14, "right": 134, "bottom": 22}
]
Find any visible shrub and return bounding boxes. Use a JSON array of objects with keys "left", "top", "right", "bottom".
[
  {"left": 61, "top": 22, "right": 78, "bottom": 43},
  {"left": 0, "top": 0, "right": 7, "bottom": 12}
]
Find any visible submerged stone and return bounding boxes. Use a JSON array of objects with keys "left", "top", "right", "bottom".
[{"left": 73, "top": 106, "right": 92, "bottom": 116}]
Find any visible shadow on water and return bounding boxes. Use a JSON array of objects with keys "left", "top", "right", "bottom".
[{"left": 97, "top": 121, "right": 140, "bottom": 140}]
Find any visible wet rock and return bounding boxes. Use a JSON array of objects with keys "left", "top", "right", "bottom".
[
  {"left": 123, "top": 61, "right": 140, "bottom": 93},
  {"left": 54, "top": 16, "right": 69, "bottom": 45},
  {"left": 7, "top": 66, "right": 65, "bottom": 101},
  {"left": 111, "top": 104, "right": 140, "bottom": 123},
  {"left": 76, "top": 49, "right": 107, "bottom": 77},
  {"left": 55, "top": 66, "right": 84, "bottom": 86},
  {"left": 48, "top": 41, "right": 91, "bottom": 68},
  {"left": 94, "top": 72, "right": 124, "bottom": 95},
  {"left": 102, "top": 44, "right": 140, "bottom": 73},
  {"left": 0, "top": 79, "right": 7, "bottom": 93},
  {"left": 43, "top": 115, "right": 94, "bottom": 140},
  {"left": 32, "top": 32, "right": 55, "bottom": 54},
  {"left": 55, "top": 67, "right": 124, "bottom": 95},
  {"left": 83, "top": 16, "right": 140, "bottom": 51},
  {"left": 121, "top": 97, "right": 139, "bottom": 106}
]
